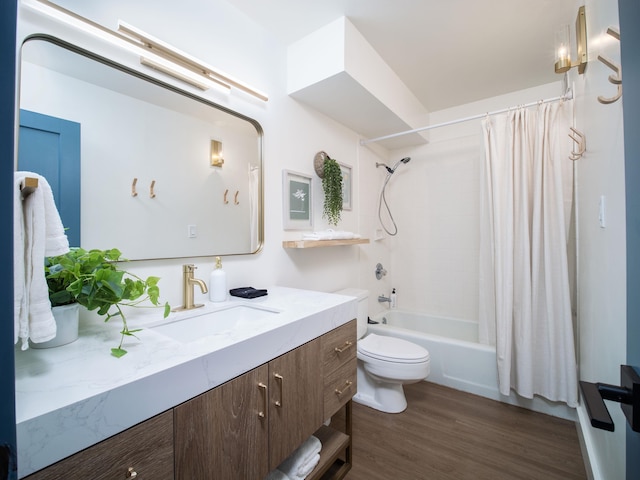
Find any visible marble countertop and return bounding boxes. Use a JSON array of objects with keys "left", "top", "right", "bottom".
[{"left": 14, "top": 286, "right": 357, "bottom": 478}]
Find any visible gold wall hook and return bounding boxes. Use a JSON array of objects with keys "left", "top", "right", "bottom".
[
  {"left": 149, "top": 180, "right": 156, "bottom": 198},
  {"left": 234, "top": 190, "right": 239, "bottom": 205},
  {"left": 131, "top": 178, "right": 138, "bottom": 197},
  {"left": 596, "top": 28, "right": 622, "bottom": 105},
  {"left": 568, "top": 127, "right": 586, "bottom": 161},
  {"left": 223, "top": 189, "right": 229, "bottom": 204}
]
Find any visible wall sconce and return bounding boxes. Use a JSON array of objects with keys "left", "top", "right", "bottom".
[
  {"left": 211, "top": 140, "right": 224, "bottom": 167},
  {"left": 555, "top": 6, "right": 587, "bottom": 74}
]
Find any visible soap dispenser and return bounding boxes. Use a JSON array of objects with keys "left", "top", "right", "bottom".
[
  {"left": 209, "top": 256, "right": 227, "bottom": 302},
  {"left": 390, "top": 288, "right": 397, "bottom": 309}
]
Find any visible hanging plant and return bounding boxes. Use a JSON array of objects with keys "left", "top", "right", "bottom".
[{"left": 320, "top": 156, "right": 343, "bottom": 226}]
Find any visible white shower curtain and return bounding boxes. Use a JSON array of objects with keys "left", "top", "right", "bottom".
[{"left": 479, "top": 100, "right": 578, "bottom": 407}]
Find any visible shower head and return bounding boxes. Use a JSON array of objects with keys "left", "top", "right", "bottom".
[
  {"left": 376, "top": 157, "right": 411, "bottom": 174},
  {"left": 389, "top": 157, "right": 411, "bottom": 173}
]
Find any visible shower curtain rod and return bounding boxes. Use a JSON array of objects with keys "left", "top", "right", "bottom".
[{"left": 359, "top": 91, "right": 573, "bottom": 146}]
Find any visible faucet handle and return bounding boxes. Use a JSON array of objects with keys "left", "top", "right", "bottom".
[{"left": 183, "top": 264, "right": 196, "bottom": 273}]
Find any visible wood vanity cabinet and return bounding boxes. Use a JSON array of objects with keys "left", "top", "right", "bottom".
[
  {"left": 174, "top": 338, "right": 323, "bottom": 479},
  {"left": 24, "top": 320, "right": 356, "bottom": 480},
  {"left": 175, "top": 320, "right": 357, "bottom": 480},
  {"left": 25, "top": 410, "right": 174, "bottom": 480}
]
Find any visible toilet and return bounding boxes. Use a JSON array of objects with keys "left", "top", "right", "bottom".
[{"left": 335, "top": 288, "right": 430, "bottom": 413}]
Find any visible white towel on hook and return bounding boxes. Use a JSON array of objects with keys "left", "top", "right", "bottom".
[{"left": 14, "top": 172, "right": 70, "bottom": 349}]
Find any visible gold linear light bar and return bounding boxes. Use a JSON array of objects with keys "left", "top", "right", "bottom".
[
  {"left": 140, "top": 57, "right": 224, "bottom": 91},
  {"left": 118, "top": 21, "right": 269, "bottom": 102},
  {"left": 28, "top": 0, "right": 266, "bottom": 100}
]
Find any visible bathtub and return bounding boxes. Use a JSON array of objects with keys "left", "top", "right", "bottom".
[{"left": 369, "top": 309, "right": 575, "bottom": 420}]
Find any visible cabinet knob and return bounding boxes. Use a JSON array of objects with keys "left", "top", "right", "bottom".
[
  {"left": 334, "top": 341, "right": 353, "bottom": 354},
  {"left": 335, "top": 380, "right": 353, "bottom": 396},
  {"left": 126, "top": 467, "right": 138, "bottom": 478}
]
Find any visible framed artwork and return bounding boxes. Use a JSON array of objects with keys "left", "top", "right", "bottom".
[
  {"left": 339, "top": 162, "right": 352, "bottom": 211},
  {"left": 283, "top": 170, "right": 313, "bottom": 230}
]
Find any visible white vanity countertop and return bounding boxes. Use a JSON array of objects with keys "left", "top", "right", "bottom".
[{"left": 14, "top": 286, "right": 357, "bottom": 478}]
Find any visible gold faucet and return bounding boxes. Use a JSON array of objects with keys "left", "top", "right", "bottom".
[{"left": 173, "top": 264, "right": 208, "bottom": 311}]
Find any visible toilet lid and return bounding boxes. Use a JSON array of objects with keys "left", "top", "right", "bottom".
[{"left": 358, "top": 333, "right": 430, "bottom": 363}]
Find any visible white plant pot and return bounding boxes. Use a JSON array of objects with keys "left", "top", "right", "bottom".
[{"left": 30, "top": 303, "right": 80, "bottom": 349}]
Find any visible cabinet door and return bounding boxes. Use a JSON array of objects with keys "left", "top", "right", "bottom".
[
  {"left": 174, "top": 364, "right": 269, "bottom": 480},
  {"left": 26, "top": 411, "right": 174, "bottom": 480},
  {"left": 269, "top": 338, "right": 323, "bottom": 469}
]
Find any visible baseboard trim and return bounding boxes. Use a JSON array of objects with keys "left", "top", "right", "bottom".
[{"left": 576, "top": 402, "right": 600, "bottom": 480}]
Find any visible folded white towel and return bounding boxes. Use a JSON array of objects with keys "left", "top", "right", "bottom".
[
  {"left": 14, "top": 172, "right": 70, "bottom": 349},
  {"left": 265, "top": 469, "right": 290, "bottom": 480},
  {"left": 296, "top": 453, "right": 320, "bottom": 478},
  {"left": 302, "top": 229, "right": 361, "bottom": 241},
  {"left": 277, "top": 435, "right": 322, "bottom": 480}
]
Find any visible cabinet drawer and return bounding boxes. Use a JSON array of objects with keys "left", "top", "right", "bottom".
[
  {"left": 322, "top": 320, "right": 356, "bottom": 374},
  {"left": 26, "top": 411, "right": 174, "bottom": 480},
  {"left": 324, "top": 357, "right": 357, "bottom": 418}
]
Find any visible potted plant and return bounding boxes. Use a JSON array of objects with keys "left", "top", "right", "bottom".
[
  {"left": 45, "top": 247, "right": 171, "bottom": 358},
  {"left": 314, "top": 152, "right": 343, "bottom": 226}
]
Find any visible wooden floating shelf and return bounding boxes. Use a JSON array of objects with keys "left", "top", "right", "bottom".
[{"left": 282, "top": 238, "right": 370, "bottom": 249}]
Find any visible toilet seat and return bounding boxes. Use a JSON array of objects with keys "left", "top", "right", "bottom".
[{"left": 358, "top": 333, "right": 429, "bottom": 364}]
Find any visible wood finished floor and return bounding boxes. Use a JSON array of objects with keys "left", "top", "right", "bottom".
[{"left": 342, "top": 382, "right": 587, "bottom": 480}]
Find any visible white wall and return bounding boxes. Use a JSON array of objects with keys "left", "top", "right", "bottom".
[{"left": 572, "top": 0, "right": 627, "bottom": 478}]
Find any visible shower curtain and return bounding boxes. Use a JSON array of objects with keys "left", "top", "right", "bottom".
[{"left": 478, "top": 100, "right": 577, "bottom": 407}]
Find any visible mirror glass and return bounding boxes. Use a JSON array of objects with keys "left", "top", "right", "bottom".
[{"left": 18, "top": 36, "right": 263, "bottom": 260}]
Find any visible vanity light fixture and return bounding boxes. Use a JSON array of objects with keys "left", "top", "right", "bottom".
[
  {"left": 555, "top": 6, "right": 587, "bottom": 74},
  {"left": 25, "top": 0, "right": 267, "bottom": 100},
  {"left": 210, "top": 140, "right": 224, "bottom": 167},
  {"left": 140, "top": 57, "right": 229, "bottom": 92},
  {"left": 117, "top": 21, "right": 269, "bottom": 102}
]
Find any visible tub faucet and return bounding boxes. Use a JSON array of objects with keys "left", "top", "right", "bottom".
[
  {"left": 378, "top": 294, "right": 391, "bottom": 305},
  {"left": 173, "top": 264, "right": 208, "bottom": 311}
]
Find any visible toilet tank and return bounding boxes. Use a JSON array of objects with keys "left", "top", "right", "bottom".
[{"left": 334, "top": 288, "right": 369, "bottom": 339}]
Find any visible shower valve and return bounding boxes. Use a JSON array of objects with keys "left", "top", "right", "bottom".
[{"left": 375, "top": 263, "right": 387, "bottom": 280}]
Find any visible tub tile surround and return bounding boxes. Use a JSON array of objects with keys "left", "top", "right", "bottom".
[{"left": 14, "top": 287, "right": 357, "bottom": 478}]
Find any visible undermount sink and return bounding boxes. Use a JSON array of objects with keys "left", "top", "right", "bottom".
[{"left": 151, "top": 304, "right": 280, "bottom": 343}]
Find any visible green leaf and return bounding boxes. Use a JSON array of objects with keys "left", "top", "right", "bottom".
[
  {"left": 111, "top": 347, "right": 128, "bottom": 358},
  {"left": 122, "top": 329, "right": 142, "bottom": 337}
]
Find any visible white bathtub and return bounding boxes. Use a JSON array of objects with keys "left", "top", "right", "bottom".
[{"left": 369, "top": 309, "right": 575, "bottom": 420}]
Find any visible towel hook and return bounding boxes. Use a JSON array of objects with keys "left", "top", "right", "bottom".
[
  {"left": 234, "top": 190, "right": 239, "bottom": 205},
  {"left": 223, "top": 189, "right": 229, "bottom": 204},
  {"left": 569, "top": 127, "right": 586, "bottom": 161},
  {"left": 131, "top": 178, "right": 138, "bottom": 197},
  {"left": 597, "top": 55, "right": 623, "bottom": 104},
  {"left": 597, "top": 28, "right": 622, "bottom": 105},
  {"left": 149, "top": 180, "right": 156, "bottom": 198}
]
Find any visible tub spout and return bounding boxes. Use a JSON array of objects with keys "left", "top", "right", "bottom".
[{"left": 378, "top": 294, "right": 391, "bottom": 305}]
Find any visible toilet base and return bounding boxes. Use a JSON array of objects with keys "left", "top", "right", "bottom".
[
  {"left": 353, "top": 363, "right": 408, "bottom": 413},
  {"left": 353, "top": 386, "right": 407, "bottom": 414}
]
